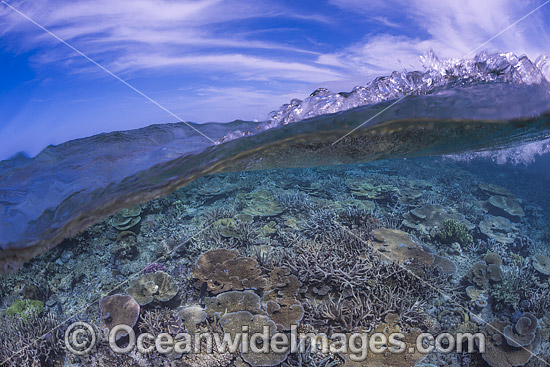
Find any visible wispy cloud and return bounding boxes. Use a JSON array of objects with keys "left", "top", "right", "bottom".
[
  {"left": 1, "top": 0, "right": 549, "bottom": 159},
  {"left": 1, "top": 0, "right": 342, "bottom": 83}
]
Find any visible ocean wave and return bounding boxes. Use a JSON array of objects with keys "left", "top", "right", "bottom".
[
  {"left": 1, "top": 51, "right": 550, "bottom": 273},
  {"left": 218, "top": 51, "right": 550, "bottom": 143}
]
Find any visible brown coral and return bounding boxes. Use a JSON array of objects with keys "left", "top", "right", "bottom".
[
  {"left": 99, "top": 294, "right": 140, "bottom": 340},
  {"left": 479, "top": 216, "right": 517, "bottom": 244},
  {"left": 488, "top": 195, "right": 525, "bottom": 220},
  {"left": 532, "top": 254, "right": 550, "bottom": 276},
  {"left": 481, "top": 318, "right": 540, "bottom": 367},
  {"left": 193, "top": 249, "right": 267, "bottom": 295},
  {"left": 203, "top": 290, "right": 263, "bottom": 316},
  {"left": 402, "top": 204, "right": 474, "bottom": 233},
  {"left": 370, "top": 228, "right": 456, "bottom": 274},
  {"left": 126, "top": 271, "right": 178, "bottom": 306},
  {"left": 467, "top": 261, "right": 503, "bottom": 288},
  {"left": 220, "top": 311, "right": 289, "bottom": 366}
]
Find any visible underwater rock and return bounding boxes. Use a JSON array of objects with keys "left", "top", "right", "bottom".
[
  {"left": 402, "top": 204, "right": 474, "bottom": 233},
  {"left": 488, "top": 195, "right": 525, "bottom": 221},
  {"left": 531, "top": 254, "right": 550, "bottom": 276},
  {"left": 220, "top": 311, "right": 289, "bottom": 366},
  {"left": 126, "top": 271, "right": 178, "bottom": 306},
  {"left": 99, "top": 294, "right": 140, "bottom": 341},
  {"left": 193, "top": 249, "right": 267, "bottom": 295},
  {"left": 21, "top": 284, "right": 45, "bottom": 302},
  {"left": 110, "top": 205, "right": 142, "bottom": 231},
  {"left": 480, "top": 318, "right": 541, "bottom": 367},
  {"left": 479, "top": 216, "right": 518, "bottom": 244}
]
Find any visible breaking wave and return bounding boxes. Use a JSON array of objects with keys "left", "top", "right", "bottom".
[{"left": 1, "top": 51, "right": 550, "bottom": 273}]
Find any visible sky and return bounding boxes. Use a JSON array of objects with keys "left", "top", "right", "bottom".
[{"left": 0, "top": 0, "right": 549, "bottom": 160}]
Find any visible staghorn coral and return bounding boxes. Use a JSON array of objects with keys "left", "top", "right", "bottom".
[
  {"left": 0, "top": 312, "right": 63, "bottom": 367},
  {"left": 282, "top": 226, "right": 454, "bottom": 333}
]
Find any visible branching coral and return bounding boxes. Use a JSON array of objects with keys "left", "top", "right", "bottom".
[
  {"left": 281, "top": 226, "right": 455, "bottom": 333},
  {"left": 0, "top": 312, "right": 63, "bottom": 367}
]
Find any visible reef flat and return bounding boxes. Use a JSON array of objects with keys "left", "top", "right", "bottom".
[{"left": 1, "top": 156, "right": 549, "bottom": 366}]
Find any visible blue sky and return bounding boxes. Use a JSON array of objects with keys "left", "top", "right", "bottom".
[{"left": 0, "top": 0, "right": 549, "bottom": 159}]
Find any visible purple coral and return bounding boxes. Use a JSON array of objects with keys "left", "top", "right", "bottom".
[{"left": 143, "top": 263, "right": 167, "bottom": 274}]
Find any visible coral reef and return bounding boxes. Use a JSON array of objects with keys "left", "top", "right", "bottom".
[
  {"left": 99, "top": 294, "right": 140, "bottom": 340},
  {"left": 480, "top": 317, "right": 541, "bottom": 367},
  {"left": 127, "top": 271, "right": 179, "bottom": 305},
  {"left": 0, "top": 312, "right": 63, "bottom": 367},
  {"left": 1, "top": 159, "right": 549, "bottom": 366},
  {"left": 5, "top": 299, "right": 44, "bottom": 319},
  {"left": 192, "top": 249, "right": 267, "bottom": 295},
  {"left": 434, "top": 219, "right": 473, "bottom": 246}
]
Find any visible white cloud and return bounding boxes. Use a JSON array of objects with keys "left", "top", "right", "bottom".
[
  {"left": 326, "top": 0, "right": 550, "bottom": 81},
  {"left": 0, "top": 0, "right": 342, "bottom": 84}
]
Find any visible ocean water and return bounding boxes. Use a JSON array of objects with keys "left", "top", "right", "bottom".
[{"left": 0, "top": 52, "right": 550, "bottom": 366}]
